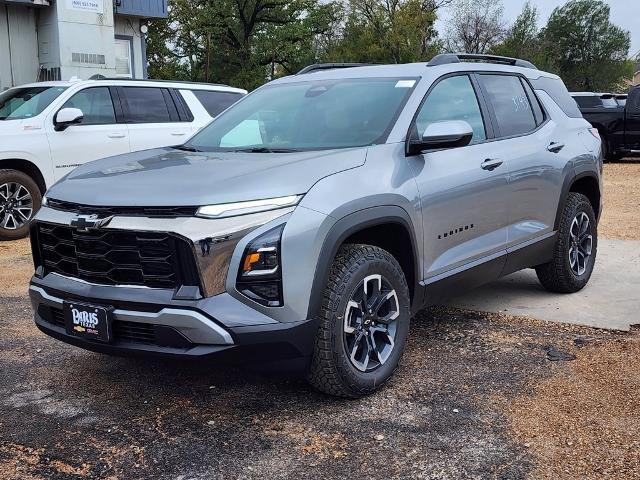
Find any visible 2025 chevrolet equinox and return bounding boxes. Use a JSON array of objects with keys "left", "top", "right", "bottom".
[{"left": 29, "top": 54, "right": 603, "bottom": 397}]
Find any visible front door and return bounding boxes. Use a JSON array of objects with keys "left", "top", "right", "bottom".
[
  {"left": 408, "top": 74, "right": 510, "bottom": 283},
  {"left": 46, "top": 86, "right": 130, "bottom": 182}
]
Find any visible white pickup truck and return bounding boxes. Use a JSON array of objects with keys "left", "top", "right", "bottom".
[{"left": 0, "top": 78, "right": 246, "bottom": 239}]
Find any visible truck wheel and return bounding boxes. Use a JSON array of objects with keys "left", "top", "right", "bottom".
[
  {"left": 536, "top": 193, "right": 597, "bottom": 293},
  {"left": 0, "top": 169, "right": 42, "bottom": 241},
  {"left": 307, "top": 244, "right": 411, "bottom": 398}
]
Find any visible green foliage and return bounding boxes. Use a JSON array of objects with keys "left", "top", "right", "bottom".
[
  {"left": 541, "top": 0, "right": 630, "bottom": 91},
  {"left": 146, "top": 0, "right": 634, "bottom": 93},
  {"left": 147, "top": 0, "right": 341, "bottom": 90},
  {"left": 323, "top": 0, "right": 441, "bottom": 64},
  {"left": 491, "top": 1, "right": 539, "bottom": 60}
]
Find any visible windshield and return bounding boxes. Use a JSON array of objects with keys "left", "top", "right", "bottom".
[
  {"left": 0, "top": 86, "right": 68, "bottom": 120},
  {"left": 187, "top": 77, "right": 418, "bottom": 152}
]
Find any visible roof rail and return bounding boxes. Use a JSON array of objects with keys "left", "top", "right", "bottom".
[
  {"left": 427, "top": 53, "right": 537, "bottom": 70},
  {"left": 86, "top": 74, "right": 233, "bottom": 88},
  {"left": 296, "top": 63, "right": 374, "bottom": 75}
]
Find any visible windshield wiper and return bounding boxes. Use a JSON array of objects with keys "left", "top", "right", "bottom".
[
  {"left": 232, "top": 147, "right": 301, "bottom": 153},
  {"left": 172, "top": 144, "right": 202, "bottom": 152}
]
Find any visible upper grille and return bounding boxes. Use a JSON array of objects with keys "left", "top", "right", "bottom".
[
  {"left": 35, "top": 223, "right": 200, "bottom": 290},
  {"left": 47, "top": 198, "right": 197, "bottom": 218}
]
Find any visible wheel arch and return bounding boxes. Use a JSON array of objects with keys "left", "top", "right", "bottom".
[
  {"left": 0, "top": 159, "right": 47, "bottom": 194},
  {"left": 306, "top": 206, "right": 421, "bottom": 320},
  {"left": 555, "top": 171, "right": 601, "bottom": 229}
]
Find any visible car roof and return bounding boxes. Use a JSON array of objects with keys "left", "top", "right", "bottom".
[
  {"left": 12, "top": 79, "right": 247, "bottom": 94},
  {"left": 271, "top": 61, "right": 558, "bottom": 85}
]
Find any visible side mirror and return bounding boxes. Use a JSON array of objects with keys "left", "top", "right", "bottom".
[
  {"left": 54, "top": 107, "right": 84, "bottom": 131},
  {"left": 406, "top": 120, "right": 474, "bottom": 156}
]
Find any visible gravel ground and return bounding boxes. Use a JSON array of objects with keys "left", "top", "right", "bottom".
[
  {"left": 600, "top": 160, "right": 640, "bottom": 239},
  {"left": 0, "top": 160, "right": 639, "bottom": 479}
]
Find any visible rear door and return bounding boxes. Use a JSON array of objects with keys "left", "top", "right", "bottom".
[
  {"left": 625, "top": 87, "right": 640, "bottom": 150},
  {"left": 476, "top": 73, "right": 566, "bottom": 249},
  {"left": 117, "top": 86, "right": 192, "bottom": 151},
  {"left": 46, "top": 86, "right": 130, "bottom": 182},
  {"left": 409, "top": 74, "right": 510, "bottom": 282}
]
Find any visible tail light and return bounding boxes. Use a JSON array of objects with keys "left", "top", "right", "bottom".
[{"left": 589, "top": 128, "right": 600, "bottom": 140}]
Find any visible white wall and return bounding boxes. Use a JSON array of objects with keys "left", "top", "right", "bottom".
[{"left": 0, "top": 5, "right": 39, "bottom": 89}]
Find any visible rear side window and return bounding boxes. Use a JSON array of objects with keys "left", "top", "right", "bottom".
[
  {"left": 61, "top": 87, "right": 116, "bottom": 125},
  {"left": 530, "top": 76, "right": 583, "bottom": 118},
  {"left": 520, "top": 79, "right": 545, "bottom": 126},
  {"left": 120, "top": 87, "right": 173, "bottom": 123},
  {"left": 481, "top": 74, "right": 536, "bottom": 137},
  {"left": 192, "top": 90, "right": 244, "bottom": 117},
  {"left": 414, "top": 75, "right": 486, "bottom": 143}
]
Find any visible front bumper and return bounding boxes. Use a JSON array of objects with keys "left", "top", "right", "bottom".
[{"left": 30, "top": 275, "right": 318, "bottom": 363}]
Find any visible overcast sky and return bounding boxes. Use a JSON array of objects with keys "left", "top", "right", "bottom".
[{"left": 435, "top": 0, "right": 640, "bottom": 58}]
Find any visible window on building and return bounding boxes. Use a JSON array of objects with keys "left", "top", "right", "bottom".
[
  {"left": 115, "top": 38, "right": 133, "bottom": 78},
  {"left": 414, "top": 75, "right": 486, "bottom": 143},
  {"left": 120, "top": 87, "right": 173, "bottom": 123},
  {"left": 61, "top": 87, "right": 116, "bottom": 125},
  {"left": 480, "top": 74, "right": 537, "bottom": 137},
  {"left": 191, "top": 90, "right": 245, "bottom": 117}
]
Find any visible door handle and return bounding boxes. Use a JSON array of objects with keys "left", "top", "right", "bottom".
[
  {"left": 171, "top": 132, "right": 187, "bottom": 136},
  {"left": 481, "top": 158, "right": 503, "bottom": 171},
  {"left": 547, "top": 142, "right": 565, "bottom": 153},
  {"left": 107, "top": 133, "right": 126, "bottom": 139}
]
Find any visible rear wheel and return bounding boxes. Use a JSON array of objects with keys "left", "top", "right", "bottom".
[
  {"left": 307, "top": 244, "right": 411, "bottom": 398},
  {"left": 0, "top": 169, "right": 41, "bottom": 241},
  {"left": 536, "top": 193, "right": 597, "bottom": 293}
]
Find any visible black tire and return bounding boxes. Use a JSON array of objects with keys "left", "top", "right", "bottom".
[
  {"left": 307, "top": 244, "right": 411, "bottom": 398},
  {"left": 536, "top": 193, "right": 597, "bottom": 293},
  {"left": 0, "top": 169, "right": 42, "bottom": 241},
  {"left": 601, "top": 136, "right": 622, "bottom": 162}
]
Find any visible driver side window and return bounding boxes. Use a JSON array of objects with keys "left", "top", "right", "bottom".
[
  {"left": 61, "top": 87, "right": 116, "bottom": 125},
  {"left": 415, "top": 75, "right": 486, "bottom": 143}
]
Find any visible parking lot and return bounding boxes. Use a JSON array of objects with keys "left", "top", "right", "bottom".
[{"left": 1, "top": 162, "right": 639, "bottom": 480}]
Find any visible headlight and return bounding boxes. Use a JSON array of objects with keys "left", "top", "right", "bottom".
[
  {"left": 236, "top": 224, "right": 284, "bottom": 307},
  {"left": 196, "top": 195, "right": 302, "bottom": 219}
]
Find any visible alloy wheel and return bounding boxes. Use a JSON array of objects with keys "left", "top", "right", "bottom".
[
  {"left": 343, "top": 274, "right": 400, "bottom": 372},
  {"left": 0, "top": 182, "right": 33, "bottom": 230},
  {"left": 568, "top": 211, "right": 593, "bottom": 276}
]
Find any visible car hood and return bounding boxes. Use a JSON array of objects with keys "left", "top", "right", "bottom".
[{"left": 46, "top": 147, "right": 367, "bottom": 207}]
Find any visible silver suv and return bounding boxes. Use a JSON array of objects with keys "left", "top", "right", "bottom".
[{"left": 29, "top": 54, "right": 602, "bottom": 397}]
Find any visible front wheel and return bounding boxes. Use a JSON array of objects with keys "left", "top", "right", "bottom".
[
  {"left": 0, "top": 169, "right": 42, "bottom": 241},
  {"left": 307, "top": 244, "right": 411, "bottom": 398},
  {"left": 536, "top": 192, "right": 597, "bottom": 293}
]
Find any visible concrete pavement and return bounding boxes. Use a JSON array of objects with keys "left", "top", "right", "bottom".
[{"left": 446, "top": 239, "right": 640, "bottom": 331}]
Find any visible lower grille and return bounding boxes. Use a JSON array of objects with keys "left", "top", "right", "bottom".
[
  {"left": 34, "top": 223, "right": 200, "bottom": 290},
  {"left": 46, "top": 306, "right": 157, "bottom": 345}
]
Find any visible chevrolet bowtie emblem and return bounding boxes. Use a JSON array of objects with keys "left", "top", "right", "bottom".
[{"left": 70, "top": 214, "right": 113, "bottom": 232}]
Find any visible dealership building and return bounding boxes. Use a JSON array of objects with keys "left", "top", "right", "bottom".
[{"left": 0, "top": 0, "right": 167, "bottom": 91}]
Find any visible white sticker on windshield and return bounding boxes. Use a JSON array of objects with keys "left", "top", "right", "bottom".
[{"left": 395, "top": 80, "right": 416, "bottom": 88}]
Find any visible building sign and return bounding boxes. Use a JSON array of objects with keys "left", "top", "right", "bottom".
[{"left": 67, "top": 0, "right": 104, "bottom": 13}]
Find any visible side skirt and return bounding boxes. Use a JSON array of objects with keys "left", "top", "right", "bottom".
[{"left": 413, "top": 233, "right": 556, "bottom": 311}]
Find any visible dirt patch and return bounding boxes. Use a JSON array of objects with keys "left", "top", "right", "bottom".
[
  {"left": 0, "top": 239, "right": 32, "bottom": 297},
  {"left": 505, "top": 332, "right": 640, "bottom": 479},
  {"left": 600, "top": 161, "right": 640, "bottom": 240}
]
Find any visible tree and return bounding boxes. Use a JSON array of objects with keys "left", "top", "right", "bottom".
[
  {"left": 324, "top": 0, "right": 448, "bottom": 64},
  {"left": 146, "top": 0, "right": 341, "bottom": 90},
  {"left": 491, "top": 1, "right": 539, "bottom": 60},
  {"left": 444, "top": 0, "right": 506, "bottom": 54},
  {"left": 541, "top": 0, "right": 630, "bottom": 91}
]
